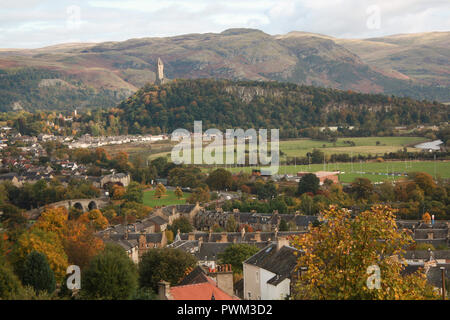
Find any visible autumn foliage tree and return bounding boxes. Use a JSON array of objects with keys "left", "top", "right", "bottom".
[
  {"left": 62, "top": 220, "right": 104, "bottom": 270},
  {"left": 291, "top": 205, "right": 438, "bottom": 300},
  {"left": 78, "top": 209, "right": 109, "bottom": 231},
  {"left": 422, "top": 212, "right": 432, "bottom": 224},
  {"left": 154, "top": 183, "right": 167, "bottom": 199},
  {"left": 112, "top": 185, "right": 126, "bottom": 200},
  {"left": 13, "top": 228, "right": 68, "bottom": 281},
  {"left": 27, "top": 206, "right": 104, "bottom": 273},
  {"left": 174, "top": 186, "right": 183, "bottom": 200},
  {"left": 187, "top": 186, "right": 210, "bottom": 204}
]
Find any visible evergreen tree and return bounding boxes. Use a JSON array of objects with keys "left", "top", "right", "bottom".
[
  {"left": 21, "top": 251, "right": 56, "bottom": 294},
  {"left": 82, "top": 244, "right": 138, "bottom": 300},
  {"left": 297, "top": 173, "right": 320, "bottom": 195}
]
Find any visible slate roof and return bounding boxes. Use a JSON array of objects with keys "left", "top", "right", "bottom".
[
  {"left": 105, "top": 238, "right": 138, "bottom": 251},
  {"left": 149, "top": 215, "right": 168, "bottom": 226},
  {"left": 108, "top": 232, "right": 163, "bottom": 243},
  {"left": 404, "top": 250, "right": 450, "bottom": 260},
  {"left": 426, "top": 264, "right": 450, "bottom": 288},
  {"left": 196, "top": 242, "right": 233, "bottom": 261},
  {"left": 178, "top": 231, "right": 305, "bottom": 243},
  {"left": 176, "top": 204, "right": 196, "bottom": 213},
  {"left": 178, "top": 266, "right": 210, "bottom": 286},
  {"left": 244, "top": 243, "right": 301, "bottom": 285},
  {"left": 0, "top": 172, "right": 18, "bottom": 180},
  {"left": 401, "top": 262, "right": 424, "bottom": 276},
  {"left": 168, "top": 240, "right": 200, "bottom": 254}
]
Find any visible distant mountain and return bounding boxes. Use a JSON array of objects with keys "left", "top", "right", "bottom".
[
  {"left": 0, "top": 29, "right": 449, "bottom": 112},
  {"left": 336, "top": 32, "right": 450, "bottom": 86}
]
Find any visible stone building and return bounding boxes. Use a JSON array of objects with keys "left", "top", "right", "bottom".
[
  {"left": 100, "top": 173, "right": 131, "bottom": 188},
  {"left": 193, "top": 209, "right": 318, "bottom": 232}
]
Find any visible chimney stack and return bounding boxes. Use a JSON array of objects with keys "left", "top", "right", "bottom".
[
  {"left": 208, "top": 264, "right": 234, "bottom": 297},
  {"left": 240, "top": 227, "right": 246, "bottom": 241},
  {"left": 276, "top": 236, "right": 289, "bottom": 251},
  {"left": 254, "top": 231, "right": 261, "bottom": 242},
  {"left": 158, "top": 281, "right": 171, "bottom": 300},
  {"left": 221, "top": 232, "right": 228, "bottom": 243}
]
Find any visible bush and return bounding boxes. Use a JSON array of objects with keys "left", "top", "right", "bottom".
[{"left": 0, "top": 260, "right": 22, "bottom": 299}]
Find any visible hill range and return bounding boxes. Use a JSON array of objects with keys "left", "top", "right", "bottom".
[{"left": 0, "top": 28, "right": 449, "bottom": 111}]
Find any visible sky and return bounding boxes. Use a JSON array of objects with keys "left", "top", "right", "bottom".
[{"left": 0, "top": 0, "right": 449, "bottom": 48}]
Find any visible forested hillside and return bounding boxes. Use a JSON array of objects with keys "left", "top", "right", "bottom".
[
  {"left": 0, "top": 68, "right": 129, "bottom": 112},
  {"left": 118, "top": 79, "right": 449, "bottom": 138}
]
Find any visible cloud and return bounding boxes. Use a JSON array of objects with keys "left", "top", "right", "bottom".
[{"left": 0, "top": 0, "right": 448, "bottom": 48}]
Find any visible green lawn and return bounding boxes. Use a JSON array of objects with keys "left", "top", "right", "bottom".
[{"left": 143, "top": 189, "right": 187, "bottom": 207}]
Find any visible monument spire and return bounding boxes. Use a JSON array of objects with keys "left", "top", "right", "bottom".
[{"left": 155, "top": 57, "right": 165, "bottom": 85}]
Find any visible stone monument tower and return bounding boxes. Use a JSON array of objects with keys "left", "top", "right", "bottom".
[{"left": 155, "top": 57, "right": 165, "bottom": 85}]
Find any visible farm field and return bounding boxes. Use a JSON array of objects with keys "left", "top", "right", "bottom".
[
  {"left": 145, "top": 136, "right": 427, "bottom": 162},
  {"left": 142, "top": 189, "right": 187, "bottom": 207},
  {"left": 103, "top": 140, "right": 175, "bottom": 160},
  {"left": 279, "top": 136, "right": 425, "bottom": 158},
  {"left": 204, "top": 160, "right": 450, "bottom": 183}
]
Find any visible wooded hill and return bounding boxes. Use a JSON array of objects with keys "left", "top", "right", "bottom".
[{"left": 117, "top": 79, "right": 449, "bottom": 138}]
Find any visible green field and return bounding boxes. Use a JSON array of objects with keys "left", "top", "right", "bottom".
[
  {"left": 143, "top": 189, "right": 187, "bottom": 207},
  {"left": 147, "top": 136, "right": 427, "bottom": 162},
  {"left": 204, "top": 161, "right": 449, "bottom": 183},
  {"left": 279, "top": 136, "right": 425, "bottom": 158}
]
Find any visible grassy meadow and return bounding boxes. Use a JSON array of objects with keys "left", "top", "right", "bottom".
[{"left": 142, "top": 189, "right": 187, "bottom": 207}]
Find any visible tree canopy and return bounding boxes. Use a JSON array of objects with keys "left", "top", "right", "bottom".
[{"left": 291, "top": 205, "right": 438, "bottom": 300}]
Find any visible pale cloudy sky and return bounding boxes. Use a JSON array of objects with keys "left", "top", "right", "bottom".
[{"left": 0, "top": 0, "right": 449, "bottom": 48}]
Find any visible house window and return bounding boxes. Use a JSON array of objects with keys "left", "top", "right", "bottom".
[
  {"left": 256, "top": 271, "right": 259, "bottom": 281},
  {"left": 248, "top": 292, "right": 251, "bottom": 299}
]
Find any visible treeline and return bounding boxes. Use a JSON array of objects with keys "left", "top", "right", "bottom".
[{"left": 283, "top": 149, "right": 450, "bottom": 165}]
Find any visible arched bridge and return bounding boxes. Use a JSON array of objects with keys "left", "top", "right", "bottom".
[{"left": 47, "top": 198, "right": 110, "bottom": 213}]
